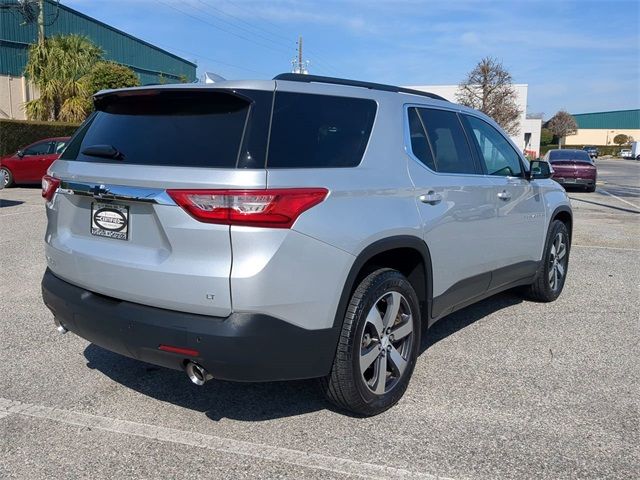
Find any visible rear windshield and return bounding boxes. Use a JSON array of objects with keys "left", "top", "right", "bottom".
[
  {"left": 267, "top": 92, "right": 377, "bottom": 168},
  {"left": 61, "top": 90, "right": 256, "bottom": 168},
  {"left": 549, "top": 150, "right": 592, "bottom": 163}
]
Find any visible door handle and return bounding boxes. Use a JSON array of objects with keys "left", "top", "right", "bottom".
[
  {"left": 497, "top": 190, "right": 512, "bottom": 201},
  {"left": 419, "top": 191, "right": 442, "bottom": 205}
]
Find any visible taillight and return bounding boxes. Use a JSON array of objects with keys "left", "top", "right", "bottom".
[
  {"left": 167, "top": 188, "right": 328, "bottom": 228},
  {"left": 42, "top": 175, "right": 60, "bottom": 201}
]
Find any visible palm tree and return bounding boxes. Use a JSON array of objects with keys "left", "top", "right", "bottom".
[{"left": 24, "top": 35, "right": 103, "bottom": 122}]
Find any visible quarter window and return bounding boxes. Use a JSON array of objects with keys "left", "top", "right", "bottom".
[
  {"left": 407, "top": 107, "right": 436, "bottom": 170},
  {"left": 464, "top": 115, "right": 523, "bottom": 177},
  {"left": 414, "top": 108, "right": 477, "bottom": 174},
  {"left": 268, "top": 92, "right": 377, "bottom": 168}
]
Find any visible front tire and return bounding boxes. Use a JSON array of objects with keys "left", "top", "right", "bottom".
[
  {"left": 321, "top": 268, "right": 421, "bottom": 416},
  {"left": 527, "top": 220, "right": 570, "bottom": 302}
]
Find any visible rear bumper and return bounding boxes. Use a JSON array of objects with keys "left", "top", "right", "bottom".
[
  {"left": 42, "top": 269, "right": 339, "bottom": 382},
  {"left": 553, "top": 176, "right": 596, "bottom": 186}
]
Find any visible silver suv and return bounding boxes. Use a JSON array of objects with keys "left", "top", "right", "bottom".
[{"left": 41, "top": 74, "right": 572, "bottom": 416}]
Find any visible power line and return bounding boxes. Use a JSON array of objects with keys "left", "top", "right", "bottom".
[
  {"left": 189, "top": 0, "right": 339, "bottom": 77},
  {"left": 217, "top": 0, "right": 344, "bottom": 76},
  {"left": 152, "top": 41, "right": 269, "bottom": 77},
  {"left": 159, "top": 0, "right": 342, "bottom": 77},
  {"left": 157, "top": 0, "right": 292, "bottom": 58},
  {"left": 193, "top": 0, "right": 292, "bottom": 49}
]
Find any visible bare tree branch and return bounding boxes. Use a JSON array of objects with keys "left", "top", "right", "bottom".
[{"left": 456, "top": 57, "right": 522, "bottom": 135}]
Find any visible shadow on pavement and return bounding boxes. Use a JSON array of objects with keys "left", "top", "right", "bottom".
[
  {"left": 84, "top": 290, "right": 525, "bottom": 420},
  {"left": 421, "top": 290, "right": 523, "bottom": 353},
  {"left": 569, "top": 196, "right": 639, "bottom": 214},
  {"left": 0, "top": 199, "right": 25, "bottom": 208}
]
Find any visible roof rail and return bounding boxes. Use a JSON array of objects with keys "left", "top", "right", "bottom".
[{"left": 273, "top": 73, "right": 448, "bottom": 102}]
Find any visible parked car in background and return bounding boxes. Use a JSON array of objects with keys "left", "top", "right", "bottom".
[
  {"left": 631, "top": 141, "right": 640, "bottom": 160},
  {"left": 582, "top": 145, "right": 599, "bottom": 159},
  {"left": 0, "top": 137, "right": 70, "bottom": 187},
  {"left": 544, "top": 149, "right": 597, "bottom": 192},
  {"left": 619, "top": 149, "right": 632, "bottom": 159}
]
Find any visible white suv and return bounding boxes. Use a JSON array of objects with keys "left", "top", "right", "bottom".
[{"left": 41, "top": 74, "right": 572, "bottom": 415}]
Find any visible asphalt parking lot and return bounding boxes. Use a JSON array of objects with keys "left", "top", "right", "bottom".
[{"left": 1, "top": 158, "right": 638, "bottom": 479}]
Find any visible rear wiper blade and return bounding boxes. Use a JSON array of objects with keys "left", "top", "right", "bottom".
[{"left": 81, "top": 145, "right": 124, "bottom": 160}]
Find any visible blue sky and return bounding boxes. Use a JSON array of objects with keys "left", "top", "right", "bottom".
[{"left": 65, "top": 0, "right": 639, "bottom": 118}]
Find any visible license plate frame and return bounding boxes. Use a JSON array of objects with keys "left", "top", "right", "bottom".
[{"left": 91, "top": 202, "right": 130, "bottom": 241}]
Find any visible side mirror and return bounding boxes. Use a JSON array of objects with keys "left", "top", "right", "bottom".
[
  {"left": 528, "top": 160, "right": 552, "bottom": 180},
  {"left": 16, "top": 150, "right": 24, "bottom": 158}
]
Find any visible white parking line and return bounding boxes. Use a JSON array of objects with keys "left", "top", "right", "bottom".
[
  {"left": 598, "top": 189, "right": 640, "bottom": 210},
  {"left": 0, "top": 397, "right": 448, "bottom": 480}
]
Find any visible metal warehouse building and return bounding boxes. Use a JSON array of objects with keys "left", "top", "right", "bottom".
[
  {"left": 0, "top": 0, "right": 196, "bottom": 120},
  {"left": 565, "top": 109, "right": 640, "bottom": 146}
]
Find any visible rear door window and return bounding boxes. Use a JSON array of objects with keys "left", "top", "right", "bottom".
[
  {"left": 415, "top": 108, "right": 478, "bottom": 174},
  {"left": 267, "top": 92, "right": 377, "bottom": 168},
  {"left": 61, "top": 90, "right": 261, "bottom": 168}
]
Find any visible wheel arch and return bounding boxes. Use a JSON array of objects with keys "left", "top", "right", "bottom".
[
  {"left": 550, "top": 205, "right": 573, "bottom": 241},
  {"left": 332, "top": 236, "right": 434, "bottom": 332}
]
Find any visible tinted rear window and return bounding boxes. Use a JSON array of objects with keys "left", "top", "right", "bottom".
[
  {"left": 62, "top": 90, "right": 256, "bottom": 168},
  {"left": 267, "top": 92, "right": 377, "bottom": 168},
  {"left": 549, "top": 150, "right": 592, "bottom": 163}
]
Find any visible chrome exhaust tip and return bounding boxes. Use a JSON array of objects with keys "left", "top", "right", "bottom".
[
  {"left": 53, "top": 317, "right": 68, "bottom": 334},
  {"left": 185, "top": 361, "right": 212, "bottom": 386}
]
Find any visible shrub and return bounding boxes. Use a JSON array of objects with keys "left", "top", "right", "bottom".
[
  {"left": 84, "top": 61, "right": 140, "bottom": 96},
  {"left": 0, "top": 119, "right": 79, "bottom": 156}
]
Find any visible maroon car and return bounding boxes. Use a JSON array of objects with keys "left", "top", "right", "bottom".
[
  {"left": 0, "top": 137, "right": 70, "bottom": 187},
  {"left": 543, "top": 149, "right": 597, "bottom": 192}
]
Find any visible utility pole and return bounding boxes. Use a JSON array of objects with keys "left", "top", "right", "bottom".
[
  {"left": 38, "top": 0, "right": 45, "bottom": 43},
  {"left": 291, "top": 35, "right": 309, "bottom": 74}
]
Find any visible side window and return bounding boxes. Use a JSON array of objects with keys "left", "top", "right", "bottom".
[
  {"left": 268, "top": 92, "right": 377, "bottom": 168},
  {"left": 407, "top": 107, "right": 436, "bottom": 170},
  {"left": 23, "top": 141, "right": 53, "bottom": 156},
  {"left": 55, "top": 141, "right": 67, "bottom": 154},
  {"left": 416, "top": 108, "right": 477, "bottom": 174},
  {"left": 464, "top": 115, "right": 523, "bottom": 177}
]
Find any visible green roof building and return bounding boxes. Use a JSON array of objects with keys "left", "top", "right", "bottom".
[
  {"left": 566, "top": 109, "right": 640, "bottom": 146},
  {"left": 1, "top": 0, "right": 196, "bottom": 119}
]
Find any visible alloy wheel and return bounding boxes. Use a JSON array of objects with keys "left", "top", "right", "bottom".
[
  {"left": 548, "top": 232, "right": 567, "bottom": 291},
  {"left": 359, "top": 291, "right": 414, "bottom": 395}
]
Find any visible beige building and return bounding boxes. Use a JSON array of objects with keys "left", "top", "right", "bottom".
[
  {"left": 0, "top": 75, "right": 38, "bottom": 120},
  {"left": 406, "top": 83, "right": 542, "bottom": 156},
  {"left": 563, "top": 110, "right": 639, "bottom": 146}
]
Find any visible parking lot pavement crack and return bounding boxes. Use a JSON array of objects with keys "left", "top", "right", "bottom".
[{"left": 0, "top": 397, "right": 453, "bottom": 480}]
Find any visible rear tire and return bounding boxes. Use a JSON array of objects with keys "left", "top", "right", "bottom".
[
  {"left": 527, "top": 220, "right": 570, "bottom": 302},
  {"left": 586, "top": 184, "right": 596, "bottom": 192},
  {"left": 1, "top": 167, "right": 13, "bottom": 188},
  {"left": 320, "top": 268, "right": 421, "bottom": 416}
]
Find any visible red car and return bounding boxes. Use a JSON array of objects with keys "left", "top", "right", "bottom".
[
  {"left": 543, "top": 149, "right": 597, "bottom": 192},
  {"left": 0, "top": 137, "right": 70, "bottom": 187}
]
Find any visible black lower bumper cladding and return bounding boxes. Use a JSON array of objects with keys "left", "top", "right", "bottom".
[{"left": 41, "top": 269, "right": 338, "bottom": 382}]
